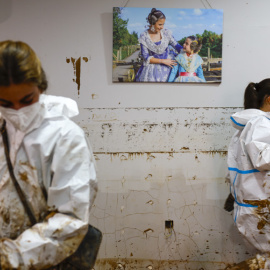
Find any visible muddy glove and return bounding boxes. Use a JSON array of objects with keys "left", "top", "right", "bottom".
[{"left": 224, "top": 193, "right": 234, "bottom": 212}]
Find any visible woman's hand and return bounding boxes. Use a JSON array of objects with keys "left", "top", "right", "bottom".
[
  {"left": 161, "top": 59, "right": 177, "bottom": 68},
  {"left": 150, "top": 57, "right": 177, "bottom": 68}
]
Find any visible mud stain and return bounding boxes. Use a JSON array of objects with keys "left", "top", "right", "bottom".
[
  {"left": 66, "top": 57, "right": 85, "bottom": 95},
  {"left": 225, "top": 255, "right": 267, "bottom": 269},
  {"left": 244, "top": 199, "right": 270, "bottom": 231},
  {"left": 19, "top": 172, "right": 28, "bottom": 182},
  {"left": 143, "top": 228, "right": 154, "bottom": 238},
  {"left": 200, "top": 150, "right": 227, "bottom": 157},
  {"left": 95, "top": 258, "right": 227, "bottom": 269}
]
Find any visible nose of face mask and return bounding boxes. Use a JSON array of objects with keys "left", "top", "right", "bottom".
[{"left": 0, "top": 102, "right": 41, "bottom": 132}]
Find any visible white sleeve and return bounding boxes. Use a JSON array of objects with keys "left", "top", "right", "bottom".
[
  {"left": 0, "top": 214, "right": 88, "bottom": 268},
  {"left": 245, "top": 117, "right": 270, "bottom": 171},
  {"left": 0, "top": 125, "right": 98, "bottom": 269}
]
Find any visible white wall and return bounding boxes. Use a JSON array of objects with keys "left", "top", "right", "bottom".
[{"left": 1, "top": 0, "right": 268, "bottom": 269}]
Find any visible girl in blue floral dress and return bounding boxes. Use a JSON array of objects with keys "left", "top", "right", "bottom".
[
  {"left": 167, "top": 36, "right": 206, "bottom": 83},
  {"left": 135, "top": 8, "right": 183, "bottom": 82}
]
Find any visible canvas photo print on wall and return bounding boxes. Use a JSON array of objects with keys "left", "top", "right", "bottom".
[{"left": 113, "top": 7, "right": 223, "bottom": 83}]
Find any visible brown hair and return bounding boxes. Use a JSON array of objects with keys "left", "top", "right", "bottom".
[
  {"left": 147, "top": 8, "right": 166, "bottom": 26},
  {"left": 0, "top": 40, "right": 48, "bottom": 92},
  {"left": 244, "top": 79, "right": 270, "bottom": 109},
  {"left": 187, "top": 36, "right": 202, "bottom": 54}
]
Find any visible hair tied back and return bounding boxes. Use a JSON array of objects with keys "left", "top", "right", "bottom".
[
  {"left": 147, "top": 8, "right": 166, "bottom": 26},
  {"left": 254, "top": 83, "right": 259, "bottom": 91}
]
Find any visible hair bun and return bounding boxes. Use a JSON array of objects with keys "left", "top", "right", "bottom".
[
  {"left": 254, "top": 83, "right": 259, "bottom": 91},
  {"left": 151, "top": 8, "right": 157, "bottom": 13}
]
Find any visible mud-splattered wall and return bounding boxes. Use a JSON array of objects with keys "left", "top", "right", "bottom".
[
  {"left": 1, "top": 0, "right": 269, "bottom": 269},
  {"left": 77, "top": 107, "right": 257, "bottom": 269}
]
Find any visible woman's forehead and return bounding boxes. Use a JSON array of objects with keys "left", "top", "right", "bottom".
[{"left": 0, "top": 83, "right": 39, "bottom": 100}]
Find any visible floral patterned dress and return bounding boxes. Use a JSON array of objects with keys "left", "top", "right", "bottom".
[
  {"left": 135, "top": 29, "right": 182, "bottom": 82},
  {"left": 167, "top": 51, "right": 206, "bottom": 83}
]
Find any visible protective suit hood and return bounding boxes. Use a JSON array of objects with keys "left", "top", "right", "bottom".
[
  {"left": 40, "top": 94, "right": 79, "bottom": 119},
  {"left": 230, "top": 109, "right": 270, "bottom": 130}
]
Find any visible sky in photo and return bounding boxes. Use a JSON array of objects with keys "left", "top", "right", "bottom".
[{"left": 118, "top": 7, "right": 223, "bottom": 42}]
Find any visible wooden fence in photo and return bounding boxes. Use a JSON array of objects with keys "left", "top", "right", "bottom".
[{"left": 113, "top": 45, "right": 139, "bottom": 63}]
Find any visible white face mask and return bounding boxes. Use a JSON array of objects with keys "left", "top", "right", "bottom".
[{"left": 0, "top": 102, "right": 41, "bottom": 132}]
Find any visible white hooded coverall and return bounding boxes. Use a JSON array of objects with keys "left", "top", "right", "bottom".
[
  {"left": 228, "top": 109, "right": 270, "bottom": 256},
  {"left": 0, "top": 95, "right": 97, "bottom": 269}
]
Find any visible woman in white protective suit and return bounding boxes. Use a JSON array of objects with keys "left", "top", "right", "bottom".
[
  {"left": 0, "top": 40, "right": 98, "bottom": 269},
  {"left": 226, "top": 78, "right": 270, "bottom": 269}
]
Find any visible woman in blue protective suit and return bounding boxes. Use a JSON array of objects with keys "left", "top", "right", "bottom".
[
  {"left": 225, "top": 79, "right": 270, "bottom": 269},
  {"left": 0, "top": 40, "right": 98, "bottom": 269}
]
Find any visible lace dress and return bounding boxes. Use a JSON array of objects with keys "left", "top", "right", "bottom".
[
  {"left": 167, "top": 52, "right": 206, "bottom": 83},
  {"left": 135, "top": 29, "right": 182, "bottom": 82}
]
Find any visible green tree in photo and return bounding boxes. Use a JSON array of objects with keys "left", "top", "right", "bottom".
[
  {"left": 113, "top": 7, "right": 129, "bottom": 50},
  {"left": 129, "top": 31, "right": 139, "bottom": 45},
  {"left": 113, "top": 7, "right": 138, "bottom": 50}
]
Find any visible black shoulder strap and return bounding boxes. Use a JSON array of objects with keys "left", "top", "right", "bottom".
[{"left": 1, "top": 120, "right": 37, "bottom": 225}]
